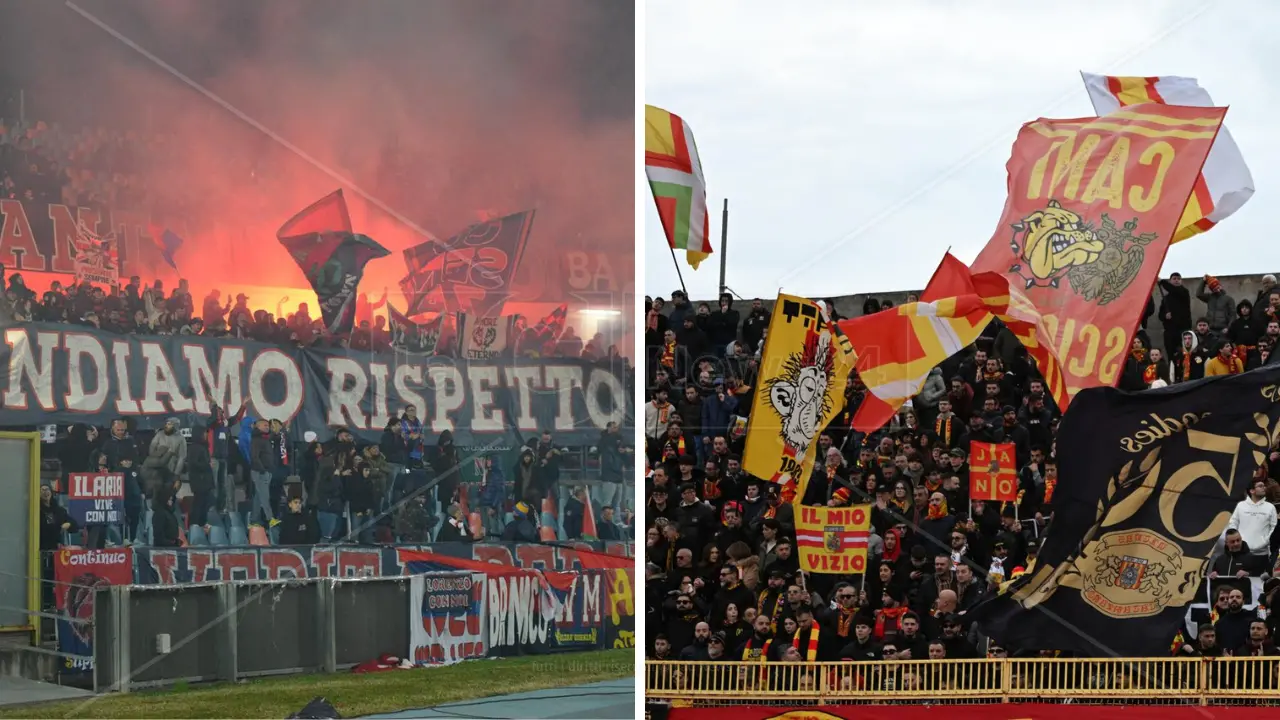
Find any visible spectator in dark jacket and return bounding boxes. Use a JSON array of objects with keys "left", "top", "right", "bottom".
[
  {"left": 395, "top": 493, "right": 437, "bottom": 542},
  {"left": 705, "top": 293, "right": 740, "bottom": 352},
  {"left": 701, "top": 380, "right": 738, "bottom": 442},
  {"left": 513, "top": 447, "right": 538, "bottom": 505},
  {"left": 1158, "top": 273, "right": 1193, "bottom": 358},
  {"left": 479, "top": 455, "right": 507, "bottom": 538},
  {"left": 150, "top": 487, "right": 182, "bottom": 548},
  {"left": 345, "top": 460, "right": 378, "bottom": 543},
  {"left": 39, "top": 484, "right": 76, "bottom": 551},
  {"left": 248, "top": 418, "right": 276, "bottom": 528},
  {"left": 314, "top": 449, "right": 349, "bottom": 541},
  {"left": 436, "top": 504, "right": 473, "bottom": 542},
  {"left": 187, "top": 426, "right": 216, "bottom": 529},
  {"left": 502, "top": 501, "right": 539, "bottom": 543},
  {"left": 1212, "top": 529, "right": 1269, "bottom": 578},
  {"left": 278, "top": 496, "right": 321, "bottom": 545},
  {"left": 433, "top": 429, "right": 461, "bottom": 507},
  {"left": 563, "top": 487, "right": 587, "bottom": 539},
  {"left": 380, "top": 417, "right": 408, "bottom": 503}
]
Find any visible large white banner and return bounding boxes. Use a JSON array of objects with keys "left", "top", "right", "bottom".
[{"left": 408, "top": 572, "right": 487, "bottom": 666}]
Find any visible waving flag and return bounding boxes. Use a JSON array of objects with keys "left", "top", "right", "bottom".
[
  {"left": 645, "top": 105, "right": 713, "bottom": 269},
  {"left": 534, "top": 303, "right": 568, "bottom": 340},
  {"left": 400, "top": 210, "right": 535, "bottom": 317},
  {"left": 1081, "top": 73, "right": 1253, "bottom": 243},
  {"left": 925, "top": 253, "right": 1071, "bottom": 413},
  {"left": 838, "top": 278, "right": 994, "bottom": 433},
  {"left": 146, "top": 224, "right": 184, "bottom": 271},
  {"left": 742, "top": 295, "right": 855, "bottom": 502},
  {"left": 971, "top": 103, "right": 1225, "bottom": 401},
  {"left": 387, "top": 303, "right": 443, "bottom": 354},
  {"left": 278, "top": 189, "right": 390, "bottom": 335}
]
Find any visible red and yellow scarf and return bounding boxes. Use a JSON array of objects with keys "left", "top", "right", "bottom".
[
  {"left": 1143, "top": 363, "right": 1157, "bottom": 385},
  {"left": 835, "top": 607, "right": 857, "bottom": 638},
  {"left": 793, "top": 625, "right": 821, "bottom": 661},
  {"left": 758, "top": 589, "right": 784, "bottom": 629},
  {"left": 660, "top": 340, "right": 676, "bottom": 369},
  {"left": 1043, "top": 477, "right": 1056, "bottom": 505},
  {"left": 927, "top": 497, "right": 950, "bottom": 520},
  {"left": 1218, "top": 355, "right": 1245, "bottom": 375},
  {"left": 663, "top": 435, "right": 685, "bottom": 458},
  {"left": 874, "top": 607, "right": 906, "bottom": 640},
  {"left": 934, "top": 415, "right": 954, "bottom": 446},
  {"left": 742, "top": 636, "right": 772, "bottom": 662}
]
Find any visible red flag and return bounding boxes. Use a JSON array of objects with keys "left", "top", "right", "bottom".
[
  {"left": 581, "top": 486, "right": 598, "bottom": 540},
  {"left": 277, "top": 189, "right": 352, "bottom": 239},
  {"left": 969, "top": 441, "right": 1018, "bottom": 502}
]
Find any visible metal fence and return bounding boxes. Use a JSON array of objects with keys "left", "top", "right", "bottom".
[
  {"left": 645, "top": 658, "right": 1280, "bottom": 706},
  {"left": 92, "top": 576, "right": 414, "bottom": 692}
]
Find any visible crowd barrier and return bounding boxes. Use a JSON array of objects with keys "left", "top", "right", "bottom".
[
  {"left": 646, "top": 658, "right": 1280, "bottom": 707},
  {"left": 91, "top": 567, "right": 635, "bottom": 692}
]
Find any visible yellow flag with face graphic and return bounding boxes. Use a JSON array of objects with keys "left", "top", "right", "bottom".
[{"left": 741, "top": 294, "right": 855, "bottom": 505}]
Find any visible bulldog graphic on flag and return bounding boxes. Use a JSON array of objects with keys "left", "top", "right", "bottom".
[{"left": 971, "top": 103, "right": 1226, "bottom": 404}]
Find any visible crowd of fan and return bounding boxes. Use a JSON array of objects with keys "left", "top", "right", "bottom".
[
  {"left": 1, "top": 266, "right": 613, "bottom": 361},
  {"left": 642, "top": 280, "right": 1280, "bottom": 667},
  {"left": 39, "top": 406, "right": 634, "bottom": 564}
]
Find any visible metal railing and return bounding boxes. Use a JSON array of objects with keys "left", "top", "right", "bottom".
[{"left": 646, "top": 658, "right": 1280, "bottom": 706}]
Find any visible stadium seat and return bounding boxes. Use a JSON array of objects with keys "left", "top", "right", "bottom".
[
  {"left": 538, "top": 523, "right": 557, "bottom": 542},
  {"left": 230, "top": 524, "right": 250, "bottom": 546},
  {"left": 208, "top": 524, "right": 230, "bottom": 546},
  {"left": 247, "top": 524, "right": 270, "bottom": 546},
  {"left": 187, "top": 525, "right": 208, "bottom": 546}
]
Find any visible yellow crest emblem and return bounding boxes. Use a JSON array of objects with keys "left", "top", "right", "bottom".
[{"left": 1008, "top": 199, "right": 1157, "bottom": 304}]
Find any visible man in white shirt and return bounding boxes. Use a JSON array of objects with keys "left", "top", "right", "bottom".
[{"left": 1228, "top": 479, "right": 1278, "bottom": 560}]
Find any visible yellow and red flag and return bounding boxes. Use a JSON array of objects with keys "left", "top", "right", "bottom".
[
  {"left": 1081, "top": 73, "right": 1253, "bottom": 243},
  {"left": 742, "top": 295, "right": 855, "bottom": 502},
  {"left": 796, "top": 505, "right": 871, "bottom": 575},
  {"left": 838, "top": 255, "right": 996, "bottom": 432},
  {"left": 969, "top": 441, "right": 1018, "bottom": 502},
  {"left": 971, "top": 103, "right": 1226, "bottom": 403},
  {"left": 644, "top": 105, "right": 713, "bottom": 269},
  {"left": 926, "top": 253, "right": 1073, "bottom": 413}
]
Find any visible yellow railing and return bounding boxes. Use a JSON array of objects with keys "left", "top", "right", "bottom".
[{"left": 646, "top": 658, "right": 1280, "bottom": 705}]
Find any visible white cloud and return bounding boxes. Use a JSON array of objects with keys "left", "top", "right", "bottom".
[{"left": 645, "top": 0, "right": 1278, "bottom": 300}]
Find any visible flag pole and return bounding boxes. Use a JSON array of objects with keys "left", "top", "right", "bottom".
[
  {"left": 718, "top": 198, "right": 729, "bottom": 295},
  {"left": 668, "top": 245, "right": 688, "bottom": 297}
]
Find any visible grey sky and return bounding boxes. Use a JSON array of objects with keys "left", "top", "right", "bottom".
[{"left": 644, "top": 0, "right": 1279, "bottom": 301}]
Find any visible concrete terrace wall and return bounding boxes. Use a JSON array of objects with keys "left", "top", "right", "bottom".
[{"left": 669, "top": 271, "right": 1279, "bottom": 350}]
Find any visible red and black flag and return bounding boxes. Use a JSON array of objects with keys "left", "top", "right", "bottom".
[
  {"left": 387, "top": 303, "right": 443, "bottom": 354},
  {"left": 400, "top": 209, "right": 534, "bottom": 318},
  {"left": 534, "top": 303, "right": 568, "bottom": 340},
  {"left": 278, "top": 189, "right": 389, "bottom": 335}
]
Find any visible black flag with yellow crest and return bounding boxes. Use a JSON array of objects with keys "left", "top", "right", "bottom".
[{"left": 970, "top": 365, "right": 1280, "bottom": 656}]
